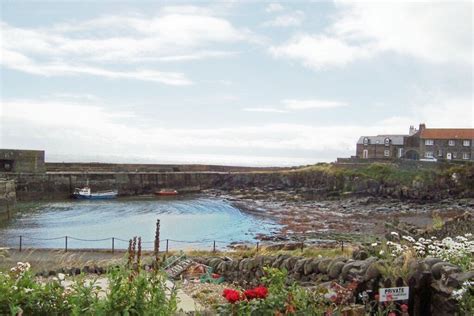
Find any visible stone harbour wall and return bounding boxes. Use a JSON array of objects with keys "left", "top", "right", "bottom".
[
  {"left": 0, "top": 179, "right": 16, "bottom": 219},
  {"left": 194, "top": 254, "right": 473, "bottom": 316},
  {"left": 1, "top": 162, "right": 472, "bottom": 201}
]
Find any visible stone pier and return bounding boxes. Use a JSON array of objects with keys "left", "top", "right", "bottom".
[{"left": 0, "top": 179, "right": 16, "bottom": 220}]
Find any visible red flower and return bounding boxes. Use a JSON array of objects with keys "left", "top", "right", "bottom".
[
  {"left": 401, "top": 304, "right": 409, "bottom": 312},
  {"left": 253, "top": 286, "right": 269, "bottom": 299},
  {"left": 244, "top": 289, "right": 257, "bottom": 300},
  {"left": 374, "top": 294, "right": 380, "bottom": 302},
  {"left": 222, "top": 289, "right": 242, "bottom": 304},
  {"left": 386, "top": 293, "right": 393, "bottom": 302},
  {"left": 388, "top": 313, "right": 396, "bottom": 316}
]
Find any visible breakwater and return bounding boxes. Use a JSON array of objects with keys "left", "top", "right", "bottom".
[
  {"left": 1, "top": 162, "right": 472, "bottom": 201},
  {"left": 0, "top": 179, "right": 16, "bottom": 219}
]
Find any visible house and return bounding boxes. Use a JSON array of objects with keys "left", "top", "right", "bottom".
[
  {"left": 405, "top": 124, "right": 474, "bottom": 161},
  {"left": 356, "top": 135, "right": 405, "bottom": 159},
  {"left": 356, "top": 124, "right": 474, "bottom": 161}
]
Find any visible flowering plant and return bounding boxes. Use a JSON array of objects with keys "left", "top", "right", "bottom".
[{"left": 223, "top": 288, "right": 243, "bottom": 304}]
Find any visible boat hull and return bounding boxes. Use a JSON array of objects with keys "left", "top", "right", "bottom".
[
  {"left": 155, "top": 192, "right": 178, "bottom": 196},
  {"left": 73, "top": 192, "right": 118, "bottom": 200}
]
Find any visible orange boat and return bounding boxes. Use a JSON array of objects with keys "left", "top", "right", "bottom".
[{"left": 155, "top": 189, "right": 178, "bottom": 196}]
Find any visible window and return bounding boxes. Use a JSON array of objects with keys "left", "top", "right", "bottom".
[
  {"left": 438, "top": 149, "right": 443, "bottom": 157},
  {"left": 363, "top": 137, "right": 369, "bottom": 146},
  {"left": 463, "top": 140, "right": 471, "bottom": 147},
  {"left": 362, "top": 149, "right": 368, "bottom": 159},
  {"left": 448, "top": 140, "right": 455, "bottom": 146},
  {"left": 453, "top": 152, "right": 457, "bottom": 159},
  {"left": 398, "top": 148, "right": 404, "bottom": 158},
  {"left": 424, "top": 152, "right": 433, "bottom": 158},
  {"left": 463, "top": 153, "right": 470, "bottom": 160},
  {"left": 384, "top": 150, "right": 390, "bottom": 157},
  {"left": 384, "top": 138, "right": 390, "bottom": 146},
  {"left": 425, "top": 139, "right": 434, "bottom": 146}
]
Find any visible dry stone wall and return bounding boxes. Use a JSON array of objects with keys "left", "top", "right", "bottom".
[{"left": 194, "top": 254, "right": 473, "bottom": 316}]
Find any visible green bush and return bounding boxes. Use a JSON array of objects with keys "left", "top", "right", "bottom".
[{"left": 0, "top": 262, "right": 177, "bottom": 316}]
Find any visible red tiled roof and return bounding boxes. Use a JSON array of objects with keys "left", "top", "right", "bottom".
[{"left": 420, "top": 128, "right": 474, "bottom": 139}]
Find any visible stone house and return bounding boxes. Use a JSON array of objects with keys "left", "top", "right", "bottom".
[
  {"left": 405, "top": 124, "right": 474, "bottom": 161},
  {"left": 356, "top": 135, "right": 405, "bottom": 159},
  {"left": 356, "top": 124, "right": 474, "bottom": 161}
]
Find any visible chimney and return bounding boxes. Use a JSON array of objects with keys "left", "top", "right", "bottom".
[{"left": 419, "top": 123, "right": 426, "bottom": 131}]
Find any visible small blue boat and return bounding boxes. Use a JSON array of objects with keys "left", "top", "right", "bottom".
[{"left": 73, "top": 187, "right": 118, "bottom": 200}]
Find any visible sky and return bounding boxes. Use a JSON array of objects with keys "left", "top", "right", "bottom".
[{"left": 0, "top": 0, "right": 472, "bottom": 166}]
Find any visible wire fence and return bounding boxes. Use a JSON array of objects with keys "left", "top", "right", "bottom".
[{"left": 0, "top": 234, "right": 346, "bottom": 253}]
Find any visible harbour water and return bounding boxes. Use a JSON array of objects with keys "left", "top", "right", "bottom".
[{"left": 0, "top": 196, "right": 280, "bottom": 250}]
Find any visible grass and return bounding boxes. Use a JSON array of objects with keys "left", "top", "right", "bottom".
[
  {"left": 0, "top": 248, "right": 127, "bottom": 273},
  {"left": 0, "top": 244, "right": 355, "bottom": 273},
  {"left": 166, "top": 244, "right": 353, "bottom": 260}
]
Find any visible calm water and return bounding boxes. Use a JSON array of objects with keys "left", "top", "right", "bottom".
[{"left": 0, "top": 196, "right": 279, "bottom": 250}]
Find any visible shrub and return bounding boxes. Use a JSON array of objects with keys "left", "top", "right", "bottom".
[{"left": 0, "top": 262, "right": 178, "bottom": 315}]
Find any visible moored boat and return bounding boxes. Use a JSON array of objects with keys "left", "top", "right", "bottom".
[
  {"left": 155, "top": 189, "right": 179, "bottom": 196},
  {"left": 73, "top": 187, "right": 118, "bottom": 199}
]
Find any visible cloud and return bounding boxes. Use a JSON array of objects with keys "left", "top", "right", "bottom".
[
  {"left": 1, "top": 49, "right": 193, "bottom": 85},
  {"left": 0, "top": 97, "right": 379, "bottom": 163},
  {"left": 332, "top": 1, "right": 473, "bottom": 64},
  {"left": 270, "top": 1, "right": 472, "bottom": 69},
  {"left": 263, "top": 11, "right": 305, "bottom": 27},
  {"left": 270, "top": 35, "right": 375, "bottom": 69},
  {"left": 0, "top": 6, "right": 253, "bottom": 82},
  {"left": 283, "top": 99, "right": 347, "bottom": 110},
  {"left": 243, "top": 107, "right": 288, "bottom": 113},
  {"left": 243, "top": 99, "right": 348, "bottom": 113},
  {"left": 2, "top": 93, "right": 470, "bottom": 165},
  {"left": 265, "top": 3, "right": 285, "bottom": 13}
]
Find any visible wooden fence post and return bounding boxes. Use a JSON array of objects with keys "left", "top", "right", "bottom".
[
  {"left": 19, "top": 235, "right": 22, "bottom": 252},
  {"left": 65, "top": 236, "right": 68, "bottom": 252},
  {"left": 166, "top": 239, "right": 169, "bottom": 254},
  {"left": 213, "top": 240, "right": 216, "bottom": 253},
  {"left": 256, "top": 242, "right": 259, "bottom": 253},
  {"left": 154, "top": 219, "right": 160, "bottom": 260},
  {"left": 112, "top": 237, "right": 115, "bottom": 254}
]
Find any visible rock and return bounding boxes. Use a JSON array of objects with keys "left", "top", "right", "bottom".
[
  {"left": 216, "top": 261, "right": 227, "bottom": 274},
  {"left": 294, "top": 259, "right": 307, "bottom": 273},
  {"left": 431, "top": 262, "right": 462, "bottom": 280},
  {"left": 365, "top": 262, "right": 381, "bottom": 280},
  {"left": 444, "top": 270, "right": 474, "bottom": 288},
  {"left": 352, "top": 250, "right": 369, "bottom": 260},
  {"left": 303, "top": 259, "right": 317, "bottom": 275},
  {"left": 422, "top": 257, "right": 444, "bottom": 268},
  {"left": 209, "top": 258, "right": 223, "bottom": 271},
  {"left": 340, "top": 259, "right": 374, "bottom": 281},
  {"left": 328, "top": 261, "right": 345, "bottom": 279},
  {"left": 318, "top": 259, "right": 332, "bottom": 274}
]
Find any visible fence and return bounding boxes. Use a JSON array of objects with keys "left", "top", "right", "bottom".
[{"left": 1, "top": 234, "right": 346, "bottom": 254}]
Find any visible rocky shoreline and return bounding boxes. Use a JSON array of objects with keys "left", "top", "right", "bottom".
[{"left": 204, "top": 188, "right": 474, "bottom": 245}]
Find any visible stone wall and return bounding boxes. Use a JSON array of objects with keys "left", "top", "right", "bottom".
[
  {"left": 0, "top": 149, "right": 45, "bottom": 173},
  {"left": 0, "top": 179, "right": 16, "bottom": 220},
  {"left": 1, "top": 163, "right": 472, "bottom": 201},
  {"left": 194, "top": 254, "right": 472, "bottom": 315},
  {"left": 46, "top": 162, "right": 288, "bottom": 173}
]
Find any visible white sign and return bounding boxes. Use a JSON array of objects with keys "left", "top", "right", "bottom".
[{"left": 379, "top": 287, "right": 409, "bottom": 302}]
